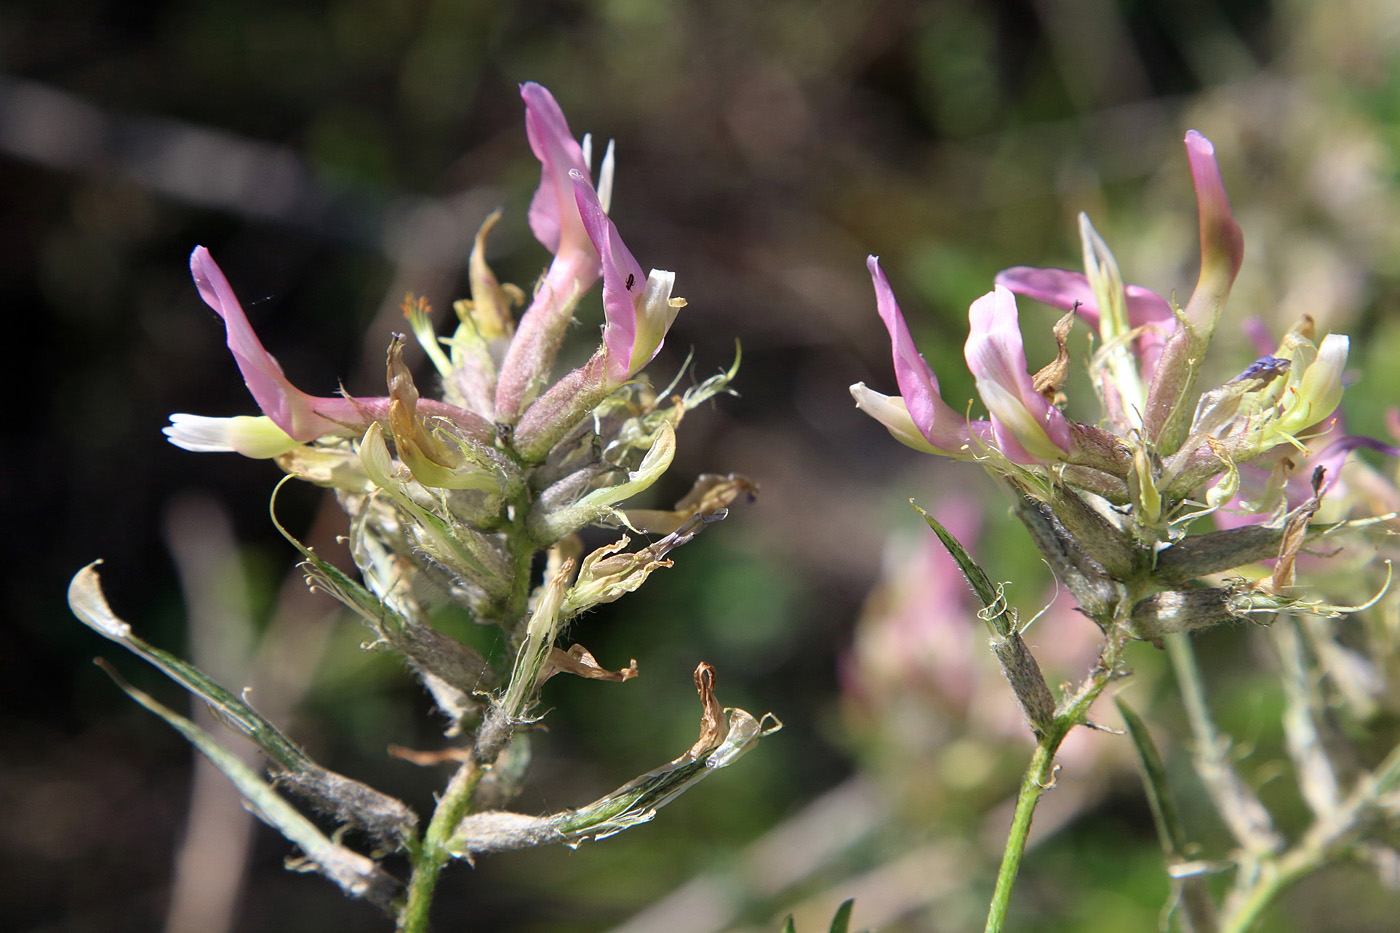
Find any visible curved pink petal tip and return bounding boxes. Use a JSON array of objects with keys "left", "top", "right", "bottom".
[
  {"left": 965, "top": 285, "right": 1074, "bottom": 461},
  {"left": 1183, "top": 130, "right": 1244, "bottom": 332},
  {"left": 574, "top": 171, "right": 646, "bottom": 383},
  {"left": 522, "top": 82, "right": 591, "bottom": 256}
]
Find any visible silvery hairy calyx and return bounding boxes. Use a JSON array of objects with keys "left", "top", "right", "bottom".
[
  {"left": 855, "top": 132, "right": 1400, "bottom": 932},
  {"left": 67, "top": 83, "right": 775, "bottom": 931}
]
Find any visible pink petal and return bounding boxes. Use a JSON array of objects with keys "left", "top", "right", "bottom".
[
  {"left": 996, "top": 266, "right": 1173, "bottom": 332},
  {"left": 190, "top": 246, "right": 338, "bottom": 440},
  {"left": 995, "top": 267, "right": 1103, "bottom": 330},
  {"left": 1182, "top": 130, "right": 1244, "bottom": 335},
  {"left": 996, "top": 265, "right": 1175, "bottom": 380},
  {"left": 964, "top": 285, "right": 1074, "bottom": 460},
  {"left": 867, "top": 257, "right": 974, "bottom": 453},
  {"left": 522, "top": 83, "right": 591, "bottom": 257},
  {"left": 573, "top": 170, "right": 647, "bottom": 384}
]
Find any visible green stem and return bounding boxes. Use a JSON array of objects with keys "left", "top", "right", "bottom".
[
  {"left": 1218, "top": 857, "right": 1309, "bottom": 933},
  {"left": 1167, "top": 633, "right": 1282, "bottom": 855},
  {"left": 399, "top": 761, "right": 484, "bottom": 932},
  {"left": 985, "top": 739, "right": 1057, "bottom": 933},
  {"left": 399, "top": 484, "right": 539, "bottom": 931},
  {"left": 984, "top": 626, "right": 1133, "bottom": 932}
]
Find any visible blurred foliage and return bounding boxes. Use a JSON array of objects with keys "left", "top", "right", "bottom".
[{"left": 7, "top": 0, "right": 1400, "bottom": 931}]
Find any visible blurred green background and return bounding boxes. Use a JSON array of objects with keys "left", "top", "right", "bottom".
[{"left": 7, "top": 0, "right": 1400, "bottom": 930}]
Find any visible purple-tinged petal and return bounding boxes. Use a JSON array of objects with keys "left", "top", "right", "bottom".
[
  {"left": 996, "top": 267, "right": 1174, "bottom": 337},
  {"left": 996, "top": 267, "right": 1103, "bottom": 331},
  {"left": 866, "top": 257, "right": 974, "bottom": 453},
  {"left": 1314, "top": 435, "right": 1400, "bottom": 496},
  {"left": 186, "top": 247, "right": 496, "bottom": 450},
  {"left": 494, "top": 88, "right": 605, "bottom": 422},
  {"left": 996, "top": 266, "right": 1175, "bottom": 382},
  {"left": 1182, "top": 130, "right": 1244, "bottom": 338},
  {"left": 964, "top": 286, "right": 1075, "bottom": 462},
  {"left": 871, "top": 257, "right": 940, "bottom": 416},
  {"left": 573, "top": 170, "right": 678, "bottom": 383},
  {"left": 521, "top": 83, "right": 592, "bottom": 257},
  {"left": 190, "top": 246, "right": 344, "bottom": 441}
]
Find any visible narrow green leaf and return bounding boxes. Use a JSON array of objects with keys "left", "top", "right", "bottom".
[
  {"left": 914, "top": 503, "right": 1013, "bottom": 636},
  {"left": 781, "top": 917, "right": 798, "bottom": 933},
  {"left": 1116, "top": 697, "right": 1187, "bottom": 856},
  {"left": 69, "top": 563, "right": 418, "bottom": 845},
  {"left": 269, "top": 476, "right": 404, "bottom": 629},
  {"left": 70, "top": 562, "right": 309, "bottom": 772},
  {"left": 829, "top": 898, "right": 855, "bottom": 933},
  {"left": 95, "top": 660, "right": 400, "bottom": 911}
]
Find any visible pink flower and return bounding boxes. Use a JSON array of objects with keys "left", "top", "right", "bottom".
[
  {"left": 187, "top": 246, "right": 355, "bottom": 442},
  {"left": 851, "top": 257, "right": 986, "bottom": 456},
  {"left": 964, "top": 285, "right": 1075, "bottom": 463},
  {"left": 169, "top": 248, "right": 492, "bottom": 456},
  {"left": 495, "top": 84, "right": 609, "bottom": 421},
  {"left": 572, "top": 170, "right": 680, "bottom": 384}
]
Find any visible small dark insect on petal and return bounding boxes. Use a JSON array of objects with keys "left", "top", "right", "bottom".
[{"left": 625, "top": 273, "right": 635, "bottom": 291}]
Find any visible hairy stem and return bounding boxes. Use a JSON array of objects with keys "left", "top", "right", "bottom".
[
  {"left": 1167, "top": 634, "right": 1282, "bottom": 855},
  {"left": 984, "top": 623, "right": 1133, "bottom": 932},
  {"left": 399, "top": 484, "right": 539, "bottom": 931},
  {"left": 398, "top": 761, "right": 484, "bottom": 933}
]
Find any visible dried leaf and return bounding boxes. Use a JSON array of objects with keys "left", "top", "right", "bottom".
[
  {"left": 449, "top": 663, "right": 780, "bottom": 859},
  {"left": 1265, "top": 470, "right": 1325, "bottom": 594},
  {"left": 1032, "top": 311, "right": 1075, "bottom": 402},
  {"left": 95, "top": 661, "right": 400, "bottom": 910},
  {"left": 536, "top": 644, "right": 639, "bottom": 688},
  {"left": 686, "top": 662, "right": 728, "bottom": 759},
  {"left": 626, "top": 473, "right": 758, "bottom": 534}
]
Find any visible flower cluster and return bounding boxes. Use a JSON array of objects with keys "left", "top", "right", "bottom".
[
  {"left": 71, "top": 83, "right": 771, "bottom": 923},
  {"left": 853, "top": 131, "right": 1387, "bottom": 644}
]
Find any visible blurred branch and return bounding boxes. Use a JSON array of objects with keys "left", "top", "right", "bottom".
[
  {"left": 0, "top": 74, "right": 494, "bottom": 273},
  {"left": 1166, "top": 633, "right": 1284, "bottom": 857},
  {"left": 163, "top": 495, "right": 257, "bottom": 933}
]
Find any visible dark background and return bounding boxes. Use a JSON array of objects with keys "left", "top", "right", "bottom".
[{"left": 7, "top": 1, "right": 1400, "bottom": 930}]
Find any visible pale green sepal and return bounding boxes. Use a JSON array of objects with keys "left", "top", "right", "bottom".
[
  {"left": 500, "top": 560, "right": 572, "bottom": 722},
  {"left": 527, "top": 422, "right": 677, "bottom": 542},
  {"left": 404, "top": 297, "right": 453, "bottom": 381},
  {"left": 358, "top": 425, "right": 510, "bottom": 595}
]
